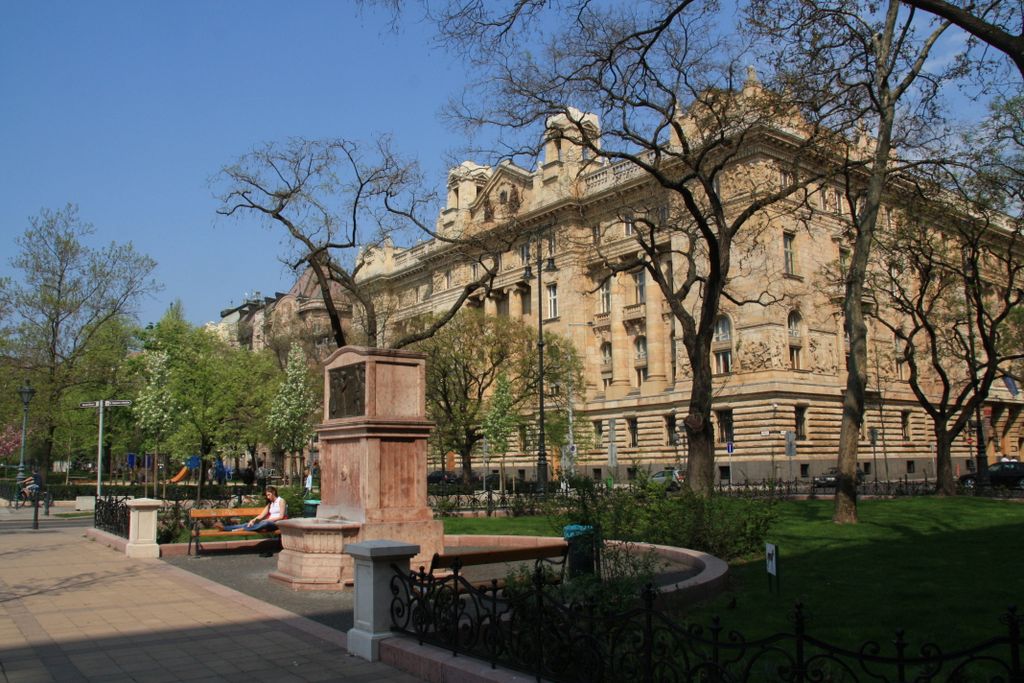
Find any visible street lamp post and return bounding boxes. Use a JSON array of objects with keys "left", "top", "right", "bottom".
[
  {"left": 962, "top": 247, "right": 988, "bottom": 485},
  {"left": 525, "top": 232, "right": 557, "bottom": 492},
  {"left": 17, "top": 381, "right": 36, "bottom": 486}
]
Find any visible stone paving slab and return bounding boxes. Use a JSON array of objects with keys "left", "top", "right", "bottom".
[{"left": 0, "top": 527, "right": 424, "bottom": 683}]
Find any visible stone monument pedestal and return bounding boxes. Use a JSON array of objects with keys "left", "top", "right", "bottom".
[{"left": 271, "top": 347, "right": 444, "bottom": 590}]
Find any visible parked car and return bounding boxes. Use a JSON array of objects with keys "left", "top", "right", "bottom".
[
  {"left": 812, "top": 467, "right": 865, "bottom": 488},
  {"left": 649, "top": 468, "right": 685, "bottom": 491},
  {"left": 426, "top": 470, "right": 460, "bottom": 485},
  {"left": 959, "top": 461, "right": 1024, "bottom": 489}
]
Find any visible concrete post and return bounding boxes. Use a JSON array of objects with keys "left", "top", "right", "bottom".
[
  {"left": 126, "top": 498, "right": 162, "bottom": 559},
  {"left": 345, "top": 540, "right": 420, "bottom": 661}
]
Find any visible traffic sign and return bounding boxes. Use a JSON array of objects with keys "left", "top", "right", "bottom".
[
  {"left": 104, "top": 399, "right": 132, "bottom": 407},
  {"left": 79, "top": 401, "right": 100, "bottom": 408}
]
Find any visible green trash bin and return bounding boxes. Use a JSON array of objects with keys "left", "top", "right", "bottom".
[{"left": 302, "top": 499, "right": 320, "bottom": 518}]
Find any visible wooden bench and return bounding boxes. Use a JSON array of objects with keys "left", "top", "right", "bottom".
[
  {"left": 188, "top": 507, "right": 282, "bottom": 556},
  {"left": 428, "top": 542, "right": 569, "bottom": 590}
]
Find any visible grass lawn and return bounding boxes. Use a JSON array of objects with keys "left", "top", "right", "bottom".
[
  {"left": 443, "top": 515, "right": 563, "bottom": 538},
  {"left": 444, "top": 498, "right": 1024, "bottom": 648}
]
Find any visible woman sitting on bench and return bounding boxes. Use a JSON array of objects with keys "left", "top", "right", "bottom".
[{"left": 214, "top": 487, "right": 287, "bottom": 532}]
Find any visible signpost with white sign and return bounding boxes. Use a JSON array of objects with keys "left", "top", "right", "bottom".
[
  {"left": 766, "top": 542, "right": 779, "bottom": 594},
  {"left": 79, "top": 399, "right": 132, "bottom": 497}
]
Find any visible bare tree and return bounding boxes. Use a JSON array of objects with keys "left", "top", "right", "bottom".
[
  {"left": 872, "top": 200, "right": 1024, "bottom": 494},
  {"left": 432, "top": 1, "right": 855, "bottom": 494},
  {"left": 750, "top": 0, "right": 957, "bottom": 521},
  {"left": 217, "top": 137, "right": 503, "bottom": 350},
  {"left": 898, "top": 0, "right": 1023, "bottom": 76}
]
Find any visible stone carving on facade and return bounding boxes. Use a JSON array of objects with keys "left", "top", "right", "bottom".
[
  {"left": 809, "top": 335, "right": 838, "bottom": 375},
  {"left": 740, "top": 336, "right": 786, "bottom": 371}
]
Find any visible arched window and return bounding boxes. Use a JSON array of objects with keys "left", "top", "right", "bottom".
[
  {"left": 601, "top": 342, "right": 613, "bottom": 366},
  {"left": 635, "top": 336, "right": 648, "bottom": 360},
  {"left": 713, "top": 316, "right": 733, "bottom": 374},
  {"left": 788, "top": 311, "right": 802, "bottom": 338},
  {"left": 788, "top": 311, "right": 803, "bottom": 370},
  {"left": 714, "top": 316, "right": 732, "bottom": 342}
]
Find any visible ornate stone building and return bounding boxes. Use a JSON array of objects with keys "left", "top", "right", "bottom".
[{"left": 346, "top": 101, "right": 1024, "bottom": 485}]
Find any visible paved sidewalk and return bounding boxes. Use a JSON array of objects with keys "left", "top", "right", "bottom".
[{"left": 0, "top": 521, "right": 424, "bottom": 683}]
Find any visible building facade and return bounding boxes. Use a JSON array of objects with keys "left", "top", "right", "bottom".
[{"left": 349, "top": 105, "right": 1024, "bottom": 485}]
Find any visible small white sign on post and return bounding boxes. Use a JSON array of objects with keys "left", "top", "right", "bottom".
[{"left": 766, "top": 542, "right": 779, "bottom": 594}]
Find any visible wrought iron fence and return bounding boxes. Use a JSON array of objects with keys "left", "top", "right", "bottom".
[
  {"left": 427, "top": 478, "right": 940, "bottom": 515},
  {"left": 390, "top": 564, "right": 1022, "bottom": 682},
  {"left": 93, "top": 495, "right": 130, "bottom": 538},
  {"left": 0, "top": 479, "right": 19, "bottom": 506},
  {"left": 429, "top": 489, "right": 559, "bottom": 516}
]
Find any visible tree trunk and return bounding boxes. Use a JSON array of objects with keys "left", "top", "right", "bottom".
[
  {"left": 934, "top": 426, "right": 956, "bottom": 496},
  {"left": 685, "top": 357, "right": 716, "bottom": 495},
  {"left": 835, "top": 283, "right": 868, "bottom": 524}
]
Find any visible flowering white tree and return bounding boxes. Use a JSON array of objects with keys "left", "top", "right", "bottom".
[
  {"left": 134, "top": 350, "right": 178, "bottom": 496},
  {"left": 268, "top": 345, "right": 317, "bottom": 481}
]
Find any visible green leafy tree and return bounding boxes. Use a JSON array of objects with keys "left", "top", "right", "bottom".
[
  {"left": 145, "top": 304, "right": 252, "bottom": 494},
  {"left": 481, "top": 372, "right": 518, "bottom": 486},
  {"left": 267, "top": 345, "right": 317, "bottom": 478},
  {"left": 416, "top": 310, "right": 581, "bottom": 479},
  {"left": 0, "top": 204, "right": 159, "bottom": 472},
  {"left": 216, "top": 348, "right": 282, "bottom": 472},
  {"left": 134, "top": 350, "right": 178, "bottom": 495}
]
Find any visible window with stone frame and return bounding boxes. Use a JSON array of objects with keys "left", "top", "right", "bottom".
[
  {"left": 546, "top": 283, "right": 558, "bottom": 319},
  {"left": 713, "top": 315, "right": 733, "bottom": 375},
  {"left": 594, "top": 419, "right": 604, "bottom": 442},
  {"left": 715, "top": 350, "right": 732, "bottom": 374},
  {"left": 665, "top": 414, "right": 678, "bottom": 445},
  {"left": 788, "top": 311, "right": 803, "bottom": 370},
  {"left": 783, "top": 232, "right": 797, "bottom": 275},
  {"left": 633, "top": 270, "right": 646, "bottom": 304},
  {"left": 901, "top": 410, "right": 912, "bottom": 440},
  {"left": 714, "top": 315, "right": 732, "bottom": 342},
  {"left": 795, "top": 405, "right": 807, "bottom": 440},
  {"left": 601, "top": 341, "right": 613, "bottom": 367},
  {"left": 635, "top": 335, "right": 647, "bottom": 361},
  {"left": 599, "top": 277, "right": 611, "bottom": 313},
  {"left": 627, "top": 417, "right": 639, "bottom": 447},
  {"left": 716, "top": 409, "right": 734, "bottom": 443},
  {"left": 520, "top": 242, "right": 530, "bottom": 265},
  {"left": 624, "top": 212, "right": 635, "bottom": 236},
  {"left": 521, "top": 287, "right": 531, "bottom": 316}
]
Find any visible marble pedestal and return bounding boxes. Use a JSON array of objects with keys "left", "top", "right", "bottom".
[{"left": 271, "top": 346, "right": 444, "bottom": 590}]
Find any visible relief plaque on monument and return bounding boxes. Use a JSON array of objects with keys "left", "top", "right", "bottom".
[{"left": 328, "top": 362, "right": 366, "bottom": 419}]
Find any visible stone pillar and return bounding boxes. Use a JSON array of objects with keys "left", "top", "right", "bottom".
[
  {"left": 126, "top": 498, "right": 161, "bottom": 559},
  {"left": 345, "top": 540, "right": 420, "bottom": 661},
  {"left": 608, "top": 274, "right": 631, "bottom": 399},
  {"left": 643, "top": 279, "right": 668, "bottom": 394}
]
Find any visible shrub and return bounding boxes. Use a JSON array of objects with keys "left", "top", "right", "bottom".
[{"left": 554, "top": 477, "right": 775, "bottom": 560}]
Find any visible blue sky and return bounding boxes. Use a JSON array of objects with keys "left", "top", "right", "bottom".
[{"left": 0, "top": 2, "right": 464, "bottom": 327}]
